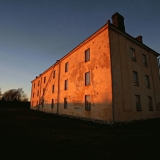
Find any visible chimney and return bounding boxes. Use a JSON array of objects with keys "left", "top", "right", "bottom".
[
  {"left": 111, "top": 12, "right": 125, "bottom": 32},
  {"left": 135, "top": 35, "right": 143, "bottom": 43}
]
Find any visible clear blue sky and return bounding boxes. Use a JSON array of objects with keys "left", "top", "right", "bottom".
[{"left": 0, "top": 0, "right": 160, "bottom": 100}]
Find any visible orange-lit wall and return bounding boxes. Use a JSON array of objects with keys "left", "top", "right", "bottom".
[
  {"left": 30, "top": 24, "right": 113, "bottom": 122},
  {"left": 110, "top": 26, "right": 160, "bottom": 122},
  {"left": 30, "top": 22, "right": 160, "bottom": 123}
]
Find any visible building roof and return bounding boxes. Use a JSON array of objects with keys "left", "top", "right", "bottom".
[{"left": 31, "top": 13, "right": 160, "bottom": 83}]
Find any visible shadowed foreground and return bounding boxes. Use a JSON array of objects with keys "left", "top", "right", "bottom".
[{"left": 0, "top": 106, "right": 160, "bottom": 159}]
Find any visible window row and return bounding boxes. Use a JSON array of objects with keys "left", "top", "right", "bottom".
[
  {"left": 33, "top": 71, "right": 150, "bottom": 98},
  {"left": 33, "top": 72, "right": 90, "bottom": 97},
  {"left": 130, "top": 48, "right": 148, "bottom": 66},
  {"left": 135, "top": 95, "right": 153, "bottom": 111},
  {"left": 32, "top": 90, "right": 40, "bottom": 98},
  {"left": 33, "top": 71, "right": 91, "bottom": 97},
  {"left": 64, "top": 48, "right": 90, "bottom": 73},
  {"left": 52, "top": 72, "right": 90, "bottom": 93},
  {"left": 33, "top": 48, "right": 90, "bottom": 87},
  {"left": 50, "top": 95, "right": 91, "bottom": 110},
  {"left": 32, "top": 94, "right": 153, "bottom": 112},
  {"left": 33, "top": 70, "right": 56, "bottom": 86},
  {"left": 51, "top": 79, "right": 68, "bottom": 94},
  {"left": 133, "top": 71, "right": 150, "bottom": 88},
  {"left": 33, "top": 80, "right": 40, "bottom": 88}
]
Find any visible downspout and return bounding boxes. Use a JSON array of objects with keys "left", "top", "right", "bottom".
[
  {"left": 108, "top": 20, "right": 114, "bottom": 124},
  {"left": 57, "top": 60, "right": 61, "bottom": 115}
]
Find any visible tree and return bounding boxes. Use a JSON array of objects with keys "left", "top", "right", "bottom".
[{"left": 2, "top": 88, "right": 28, "bottom": 102}]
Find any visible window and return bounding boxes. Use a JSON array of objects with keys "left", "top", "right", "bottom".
[
  {"left": 43, "top": 89, "right": 45, "bottom": 95},
  {"left": 37, "top": 90, "right": 39, "bottom": 96},
  {"left": 148, "top": 96, "right": 153, "bottom": 111},
  {"left": 51, "top": 99, "right": 54, "bottom": 108},
  {"left": 34, "top": 83, "right": 35, "bottom": 88},
  {"left": 145, "top": 75, "right": 150, "bottom": 88},
  {"left": 135, "top": 95, "right": 141, "bottom": 111},
  {"left": 53, "top": 70, "right": 56, "bottom": 78},
  {"left": 85, "top": 48, "right": 90, "bottom": 62},
  {"left": 42, "top": 100, "right": 44, "bottom": 108},
  {"left": 130, "top": 48, "right": 136, "bottom": 61},
  {"left": 64, "top": 98, "right": 67, "bottom": 109},
  {"left": 142, "top": 54, "right": 147, "bottom": 66},
  {"left": 33, "top": 92, "right": 34, "bottom": 98},
  {"left": 38, "top": 80, "right": 40, "bottom": 86},
  {"left": 44, "top": 77, "right": 46, "bottom": 83},
  {"left": 65, "top": 62, "right": 68, "bottom": 72},
  {"left": 133, "top": 71, "right": 139, "bottom": 86},
  {"left": 85, "top": 95, "right": 91, "bottom": 110},
  {"left": 64, "top": 79, "right": 68, "bottom": 90},
  {"left": 52, "top": 85, "right": 54, "bottom": 93},
  {"left": 85, "top": 71, "right": 90, "bottom": 86}
]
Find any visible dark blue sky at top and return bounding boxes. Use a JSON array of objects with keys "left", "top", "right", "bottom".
[{"left": 0, "top": 0, "right": 160, "bottom": 99}]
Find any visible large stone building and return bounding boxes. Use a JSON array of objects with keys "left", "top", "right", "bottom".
[{"left": 30, "top": 12, "right": 160, "bottom": 123}]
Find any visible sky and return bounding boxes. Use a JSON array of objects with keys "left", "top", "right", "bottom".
[{"left": 0, "top": 0, "right": 160, "bottom": 100}]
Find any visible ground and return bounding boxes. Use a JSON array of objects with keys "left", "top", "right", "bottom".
[{"left": 0, "top": 106, "right": 160, "bottom": 159}]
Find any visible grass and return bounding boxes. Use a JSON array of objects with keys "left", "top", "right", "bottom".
[{"left": 0, "top": 107, "right": 160, "bottom": 159}]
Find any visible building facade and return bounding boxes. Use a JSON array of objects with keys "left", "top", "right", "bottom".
[{"left": 30, "top": 13, "right": 160, "bottom": 123}]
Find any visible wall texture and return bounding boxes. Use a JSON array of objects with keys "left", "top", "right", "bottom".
[
  {"left": 31, "top": 24, "right": 113, "bottom": 122},
  {"left": 110, "top": 25, "right": 160, "bottom": 122},
  {"left": 30, "top": 19, "right": 160, "bottom": 123}
]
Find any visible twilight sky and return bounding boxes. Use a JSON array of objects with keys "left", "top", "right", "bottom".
[{"left": 0, "top": 0, "right": 160, "bottom": 100}]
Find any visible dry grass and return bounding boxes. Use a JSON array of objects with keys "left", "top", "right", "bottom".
[{"left": 0, "top": 107, "right": 160, "bottom": 159}]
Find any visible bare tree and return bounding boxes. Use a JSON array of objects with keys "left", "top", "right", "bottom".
[{"left": 2, "top": 88, "right": 28, "bottom": 102}]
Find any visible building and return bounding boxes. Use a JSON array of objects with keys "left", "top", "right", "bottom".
[{"left": 30, "top": 12, "right": 160, "bottom": 123}]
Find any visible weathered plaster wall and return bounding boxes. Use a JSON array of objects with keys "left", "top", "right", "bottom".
[
  {"left": 31, "top": 63, "right": 59, "bottom": 114},
  {"left": 110, "top": 28, "right": 160, "bottom": 122},
  {"left": 58, "top": 27, "right": 112, "bottom": 121},
  {"left": 31, "top": 25, "right": 113, "bottom": 122},
  {"left": 30, "top": 76, "right": 41, "bottom": 107}
]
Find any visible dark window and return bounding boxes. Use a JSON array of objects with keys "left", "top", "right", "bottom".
[
  {"left": 37, "top": 90, "right": 39, "bottom": 96},
  {"left": 145, "top": 75, "right": 150, "bottom": 88},
  {"left": 52, "top": 85, "right": 54, "bottom": 93},
  {"left": 64, "top": 98, "right": 67, "bottom": 109},
  {"left": 44, "top": 77, "right": 46, "bottom": 83},
  {"left": 142, "top": 54, "right": 147, "bottom": 66},
  {"left": 85, "top": 48, "right": 90, "bottom": 62},
  {"left": 34, "top": 83, "right": 35, "bottom": 88},
  {"left": 135, "top": 95, "right": 141, "bottom": 111},
  {"left": 85, "top": 72, "right": 90, "bottom": 86},
  {"left": 64, "top": 79, "right": 68, "bottom": 90},
  {"left": 38, "top": 80, "right": 40, "bottom": 86},
  {"left": 130, "top": 48, "right": 136, "bottom": 61},
  {"left": 148, "top": 96, "right": 153, "bottom": 111},
  {"left": 43, "top": 89, "right": 45, "bottom": 95},
  {"left": 42, "top": 100, "right": 44, "bottom": 108},
  {"left": 33, "top": 92, "right": 34, "bottom": 98},
  {"left": 65, "top": 62, "right": 68, "bottom": 72},
  {"left": 133, "top": 71, "right": 139, "bottom": 86},
  {"left": 53, "top": 70, "right": 56, "bottom": 78},
  {"left": 85, "top": 95, "right": 91, "bottom": 110},
  {"left": 51, "top": 99, "right": 54, "bottom": 108}
]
